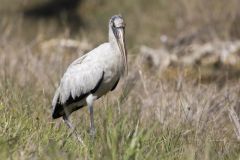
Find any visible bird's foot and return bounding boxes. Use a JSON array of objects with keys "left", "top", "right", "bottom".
[
  {"left": 69, "top": 128, "right": 85, "bottom": 146},
  {"left": 89, "top": 127, "right": 96, "bottom": 138}
]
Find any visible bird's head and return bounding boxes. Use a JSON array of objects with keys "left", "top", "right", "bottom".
[{"left": 109, "top": 15, "right": 128, "bottom": 75}]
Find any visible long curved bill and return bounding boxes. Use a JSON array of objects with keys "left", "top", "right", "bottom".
[{"left": 116, "top": 27, "right": 128, "bottom": 75}]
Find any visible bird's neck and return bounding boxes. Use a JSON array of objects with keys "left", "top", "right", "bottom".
[
  {"left": 109, "top": 26, "right": 125, "bottom": 75},
  {"left": 109, "top": 27, "right": 120, "bottom": 56}
]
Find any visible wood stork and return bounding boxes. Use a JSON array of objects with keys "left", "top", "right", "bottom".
[{"left": 51, "top": 15, "right": 127, "bottom": 143}]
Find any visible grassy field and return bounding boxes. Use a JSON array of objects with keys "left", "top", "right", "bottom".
[
  {"left": 1, "top": 0, "right": 240, "bottom": 159},
  {"left": 1, "top": 74, "right": 240, "bottom": 160}
]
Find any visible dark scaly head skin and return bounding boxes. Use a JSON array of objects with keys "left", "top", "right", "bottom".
[{"left": 110, "top": 15, "right": 125, "bottom": 28}]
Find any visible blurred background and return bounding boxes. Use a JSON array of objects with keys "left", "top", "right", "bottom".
[
  {"left": 1, "top": 0, "right": 240, "bottom": 44},
  {"left": 1, "top": 0, "right": 240, "bottom": 91},
  {"left": 1, "top": 0, "right": 240, "bottom": 83},
  {"left": 1, "top": 0, "right": 240, "bottom": 159}
]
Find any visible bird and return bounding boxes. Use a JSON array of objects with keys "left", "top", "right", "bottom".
[{"left": 51, "top": 15, "right": 127, "bottom": 143}]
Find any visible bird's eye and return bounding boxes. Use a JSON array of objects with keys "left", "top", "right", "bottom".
[{"left": 112, "top": 22, "right": 116, "bottom": 28}]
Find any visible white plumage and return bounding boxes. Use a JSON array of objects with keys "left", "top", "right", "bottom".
[{"left": 51, "top": 15, "right": 127, "bottom": 142}]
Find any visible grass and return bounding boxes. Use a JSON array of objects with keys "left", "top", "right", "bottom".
[
  {"left": 1, "top": 54, "right": 240, "bottom": 159},
  {"left": 0, "top": 85, "right": 239, "bottom": 160},
  {"left": 1, "top": 0, "right": 240, "bottom": 159}
]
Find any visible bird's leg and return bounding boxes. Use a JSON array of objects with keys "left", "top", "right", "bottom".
[
  {"left": 89, "top": 103, "right": 95, "bottom": 136},
  {"left": 62, "top": 106, "right": 85, "bottom": 145},
  {"left": 86, "top": 94, "right": 97, "bottom": 137}
]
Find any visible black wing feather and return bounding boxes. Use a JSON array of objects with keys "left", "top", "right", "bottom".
[
  {"left": 111, "top": 77, "right": 120, "bottom": 91},
  {"left": 52, "top": 71, "right": 105, "bottom": 119}
]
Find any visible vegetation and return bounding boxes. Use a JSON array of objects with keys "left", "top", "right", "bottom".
[{"left": 0, "top": 0, "right": 240, "bottom": 159}]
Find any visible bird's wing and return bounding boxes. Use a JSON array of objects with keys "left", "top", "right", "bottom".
[
  {"left": 58, "top": 54, "right": 104, "bottom": 105},
  {"left": 52, "top": 43, "right": 109, "bottom": 118}
]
